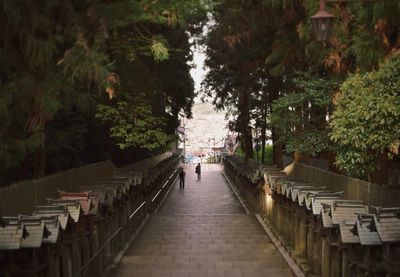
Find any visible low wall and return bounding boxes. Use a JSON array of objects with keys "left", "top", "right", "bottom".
[
  {"left": 0, "top": 161, "right": 115, "bottom": 216},
  {"left": 0, "top": 151, "right": 178, "bottom": 217},
  {"left": 0, "top": 153, "right": 182, "bottom": 277},
  {"left": 284, "top": 162, "right": 400, "bottom": 207},
  {"left": 224, "top": 156, "right": 400, "bottom": 277},
  {"left": 119, "top": 151, "right": 173, "bottom": 171},
  {"left": 223, "top": 162, "right": 260, "bottom": 213}
]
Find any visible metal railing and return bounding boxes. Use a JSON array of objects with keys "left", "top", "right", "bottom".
[
  {"left": 73, "top": 164, "right": 180, "bottom": 277},
  {"left": 150, "top": 167, "right": 180, "bottom": 212}
]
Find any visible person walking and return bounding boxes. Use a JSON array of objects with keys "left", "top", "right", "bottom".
[
  {"left": 195, "top": 163, "right": 201, "bottom": 180},
  {"left": 179, "top": 166, "right": 186, "bottom": 190}
]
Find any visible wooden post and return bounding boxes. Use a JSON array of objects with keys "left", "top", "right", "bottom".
[
  {"left": 80, "top": 235, "right": 90, "bottom": 275},
  {"left": 313, "top": 232, "right": 322, "bottom": 274},
  {"left": 292, "top": 213, "right": 298, "bottom": 252},
  {"left": 104, "top": 218, "right": 112, "bottom": 260},
  {"left": 321, "top": 237, "right": 330, "bottom": 277},
  {"left": 306, "top": 220, "right": 314, "bottom": 264},
  {"left": 62, "top": 245, "right": 73, "bottom": 277},
  {"left": 285, "top": 205, "right": 291, "bottom": 243},
  {"left": 277, "top": 201, "right": 283, "bottom": 234},
  {"left": 90, "top": 225, "right": 101, "bottom": 274},
  {"left": 330, "top": 246, "right": 341, "bottom": 277},
  {"left": 47, "top": 248, "right": 60, "bottom": 277},
  {"left": 299, "top": 219, "right": 307, "bottom": 258},
  {"left": 342, "top": 248, "right": 351, "bottom": 277},
  {"left": 72, "top": 240, "right": 82, "bottom": 277}
]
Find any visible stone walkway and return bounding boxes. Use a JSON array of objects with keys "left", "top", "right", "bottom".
[{"left": 112, "top": 164, "right": 293, "bottom": 277}]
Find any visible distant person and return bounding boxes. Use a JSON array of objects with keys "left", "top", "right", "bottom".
[
  {"left": 195, "top": 163, "right": 201, "bottom": 180},
  {"left": 179, "top": 167, "right": 186, "bottom": 190}
]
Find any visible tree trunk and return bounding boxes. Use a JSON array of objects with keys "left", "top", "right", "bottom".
[
  {"left": 271, "top": 127, "right": 283, "bottom": 168},
  {"left": 367, "top": 150, "right": 388, "bottom": 185},
  {"left": 34, "top": 144, "right": 47, "bottom": 178},
  {"left": 269, "top": 76, "right": 283, "bottom": 168},
  {"left": 261, "top": 106, "right": 266, "bottom": 164},
  {"left": 261, "top": 87, "right": 268, "bottom": 165},
  {"left": 245, "top": 126, "right": 253, "bottom": 162},
  {"left": 325, "top": 151, "right": 339, "bottom": 173},
  {"left": 238, "top": 89, "right": 253, "bottom": 163}
]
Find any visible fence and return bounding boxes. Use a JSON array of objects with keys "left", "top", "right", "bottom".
[
  {"left": 0, "top": 151, "right": 177, "bottom": 217},
  {"left": 284, "top": 162, "right": 400, "bottom": 207},
  {"left": 0, "top": 152, "right": 182, "bottom": 277},
  {"left": 75, "top": 164, "right": 180, "bottom": 277},
  {"left": 119, "top": 151, "right": 173, "bottom": 171},
  {"left": 0, "top": 161, "right": 115, "bottom": 216},
  {"left": 223, "top": 156, "right": 400, "bottom": 277}
]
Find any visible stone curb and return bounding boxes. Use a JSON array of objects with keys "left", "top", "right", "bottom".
[
  {"left": 222, "top": 168, "right": 305, "bottom": 277},
  {"left": 221, "top": 170, "right": 251, "bottom": 215},
  {"left": 255, "top": 214, "right": 306, "bottom": 277}
]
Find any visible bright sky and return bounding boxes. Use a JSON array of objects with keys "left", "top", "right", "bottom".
[
  {"left": 190, "top": 42, "right": 208, "bottom": 102},
  {"left": 184, "top": 26, "right": 230, "bottom": 159},
  {"left": 189, "top": 18, "right": 214, "bottom": 102}
]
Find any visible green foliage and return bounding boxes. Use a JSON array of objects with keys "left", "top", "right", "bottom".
[
  {"left": 235, "top": 147, "right": 245, "bottom": 157},
  {"left": 330, "top": 54, "right": 400, "bottom": 177},
  {"left": 61, "top": 45, "right": 112, "bottom": 89},
  {"left": 271, "top": 74, "right": 338, "bottom": 155},
  {"left": 347, "top": 32, "right": 382, "bottom": 72},
  {"left": 236, "top": 144, "right": 273, "bottom": 166},
  {"left": 254, "top": 144, "right": 273, "bottom": 166},
  {"left": 202, "top": 0, "right": 400, "bottom": 182},
  {"left": 96, "top": 99, "right": 172, "bottom": 151},
  {"left": 150, "top": 40, "right": 170, "bottom": 62},
  {"left": 0, "top": 0, "right": 209, "bottom": 183},
  {"left": 203, "top": 0, "right": 279, "bottom": 159}
]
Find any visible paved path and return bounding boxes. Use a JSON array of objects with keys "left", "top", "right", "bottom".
[{"left": 112, "top": 164, "right": 293, "bottom": 277}]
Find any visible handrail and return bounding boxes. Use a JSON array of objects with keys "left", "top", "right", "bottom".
[
  {"left": 151, "top": 189, "right": 163, "bottom": 202},
  {"left": 152, "top": 167, "right": 179, "bottom": 202},
  {"left": 73, "top": 163, "right": 180, "bottom": 277},
  {"left": 129, "top": 201, "right": 146, "bottom": 220},
  {"left": 74, "top": 226, "right": 122, "bottom": 276}
]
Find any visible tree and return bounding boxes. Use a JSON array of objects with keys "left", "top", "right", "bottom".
[
  {"left": 0, "top": 0, "right": 208, "bottom": 184},
  {"left": 330, "top": 54, "right": 400, "bottom": 184},
  {"left": 96, "top": 96, "right": 173, "bottom": 151},
  {"left": 202, "top": 0, "right": 278, "bottom": 161},
  {"left": 202, "top": 0, "right": 330, "bottom": 165},
  {"left": 271, "top": 74, "right": 338, "bottom": 163}
]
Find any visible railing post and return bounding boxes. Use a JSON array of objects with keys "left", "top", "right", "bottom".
[
  {"left": 63, "top": 245, "right": 73, "bottom": 277},
  {"left": 91, "top": 226, "right": 101, "bottom": 275},
  {"left": 321, "top": 236, "right": 330, "bottom": 277},
  {"left": 72, "top": 240, "right": 82, "bottom": 277}
]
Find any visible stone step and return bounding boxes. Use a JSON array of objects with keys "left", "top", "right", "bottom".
[
  {"left": 112, "top": 165, "right": 293, "bottom": 277},
  {"left": 116, "top": 214, "right": 292, "bottom": 276},
  {"left": 120, "top": 257, "right": 289, "bottom": 266},
  {"left": 112, "top": 267, "right": 294, "bottom": 277}
]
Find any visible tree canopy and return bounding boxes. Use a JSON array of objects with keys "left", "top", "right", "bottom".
[
  {"left": 0, "top": 0, "right": 208, "bottom": 184},
  {"left": 201, "top": 0, "right": 400, "bottom": 184},
  {"left": 330, "top": 54, "right": 400, "bottom": 182},
  {"left": 1, "top": 0, "right": 399, "bottom": 185}
]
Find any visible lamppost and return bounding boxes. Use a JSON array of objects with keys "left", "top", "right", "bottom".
[
  {"left": 310, "top": 0, "right": 335, "bottom": 42},
  {"left": 310, "top": 0, "right": 391, "bottom": 42}
]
